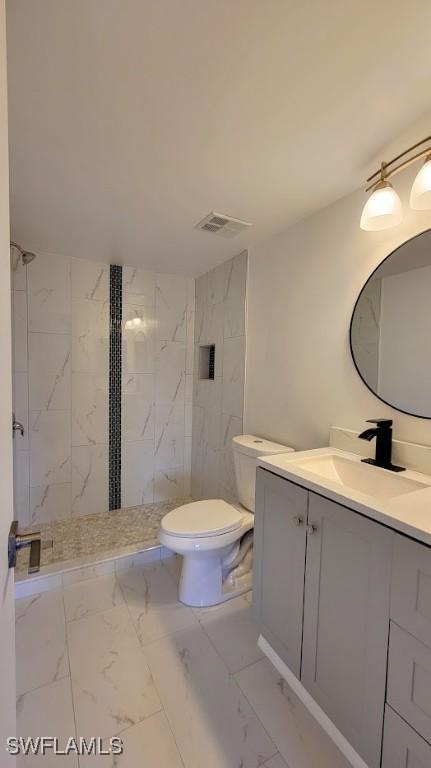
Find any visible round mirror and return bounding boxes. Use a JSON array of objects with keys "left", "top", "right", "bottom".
[{"left": 350, "top": 228, "right": 431, "bottom": 418}]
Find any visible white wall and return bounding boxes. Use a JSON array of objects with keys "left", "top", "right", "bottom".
[
  {"left": 245, "top": 158, "right": 431, "bottom": 450},
  {"left": 0, "top": 0, "right": 16, "bottom": 752},
  {"left": 378, "top": 265, "right": 431, "bottom": 416}
]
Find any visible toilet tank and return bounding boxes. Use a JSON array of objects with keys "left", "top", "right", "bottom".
[{"left": 232, "top": 434, "right": 294, "bottom": 512}]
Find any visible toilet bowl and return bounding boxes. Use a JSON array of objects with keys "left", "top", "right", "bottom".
[{"left": 159, "top": 434, "right": 293, "bottom": 606}]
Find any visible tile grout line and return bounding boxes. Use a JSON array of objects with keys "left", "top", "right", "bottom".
[
  {"left": 63, "top": 577, "right": 168, "bottom": 757},
  {"left": 16, "top": 673, "right": 71, "bottom": 703},
  {"left": 114, "top": 571, "right": 187, "bottom": 766},
  {"left": 233, "top": 659, "right": 283, "bottom": 765},
  {"left": 190, "top": 599, "right": 280, "bottom": 764},
  {"left": 116, "top": 563, "right": 191, "bottom": 765},
  {"left": 61, "top": 585, "right": 80, "bottom": 751}
]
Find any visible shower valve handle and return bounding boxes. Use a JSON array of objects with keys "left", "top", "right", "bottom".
[{"left": 8, "top": 521, "right": 41, "bottom": 574}]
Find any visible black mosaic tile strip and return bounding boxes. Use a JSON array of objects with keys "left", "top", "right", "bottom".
[
  {"left": 109, "top": 265, "right": 122, "bottom": 510},
  {"left": 208, "top": 344, "right": 215, "bottom": 380}
]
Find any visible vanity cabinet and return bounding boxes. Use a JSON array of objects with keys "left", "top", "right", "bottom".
[
  {"left": 254, "top": 469, "right": 394, "bottom": 768},
  {"left": 301, "top": 492, "right": 393, "bottom": 768},
  {"left": 381, "top": 706, "right": 431, "bottom": 768},
  {"left": 254, "top": 468, "right": 308, "bottom": 677}
]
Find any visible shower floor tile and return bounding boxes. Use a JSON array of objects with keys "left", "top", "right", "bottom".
[{"left": 15, "top": 499, "right": 189, "bottom": 575}]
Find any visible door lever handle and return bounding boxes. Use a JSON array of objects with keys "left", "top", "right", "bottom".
[{"left": 8, "top": 521, "right": 41, "bottom": 574}]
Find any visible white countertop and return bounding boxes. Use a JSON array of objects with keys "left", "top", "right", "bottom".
[{"left": 257, "top": 447, "right": 431, "bottom": 547}]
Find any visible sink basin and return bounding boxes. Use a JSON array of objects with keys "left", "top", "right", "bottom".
[{"left": 292, "top": 454, "right": 429, "bottom": 499}]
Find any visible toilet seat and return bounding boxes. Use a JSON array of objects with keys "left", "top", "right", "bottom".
[{"left": 161, "top": 499, "right": 242, "bottom": 538}]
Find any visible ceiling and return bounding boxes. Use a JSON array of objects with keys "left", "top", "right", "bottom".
[{"left": 6, "top": 0, "right": 431, "bottom": 275}]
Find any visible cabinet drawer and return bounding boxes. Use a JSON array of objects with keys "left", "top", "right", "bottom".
[
  {"left": 382, "top": 706, "right": 431, "bottom": 768},
  {"left": 391, "top": 534, "right": 431, "bottom": 648},
  {"left": 387, "top": 622, "right": 431, "bottom": 744}
]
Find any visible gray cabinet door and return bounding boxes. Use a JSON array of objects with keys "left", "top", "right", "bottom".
[
  {"left": 254, "top": 468, "right": 308, "bottom": 677},
  {"left": 382, "top": 706, "right": 431, "bottom": 768},
  {"left": 387, "top": 622, "right": 431, "bottom": 744},
  {"left": 301, "top": 492, "right": 393, "bottom": 768}
]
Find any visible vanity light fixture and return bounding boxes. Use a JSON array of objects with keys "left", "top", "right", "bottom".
[{"left": 360, "top": 134, "right": 431, "bottom": 230}]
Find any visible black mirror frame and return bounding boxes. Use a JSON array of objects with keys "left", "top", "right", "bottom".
[{"left": 349, "top": 227, "right": 431, "bottom": 420}]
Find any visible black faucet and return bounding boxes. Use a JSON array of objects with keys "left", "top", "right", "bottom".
[{"left": 358, "top": 419, "right": 405, "bottom": 472}]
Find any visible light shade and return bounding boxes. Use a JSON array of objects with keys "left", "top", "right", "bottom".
[
  {"left": 360, "top": 181, "right": 403, "bottom": 231},
  {"left": 410, "top": 156, "right": 431, "bottom": 210}
]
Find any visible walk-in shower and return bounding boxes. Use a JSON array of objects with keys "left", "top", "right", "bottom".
[
  {"left": 10, "top": 246, "right": 247, "bottom": 589},
  {"left": 10, "top": 245, "right": 195, "bottom": 582}
]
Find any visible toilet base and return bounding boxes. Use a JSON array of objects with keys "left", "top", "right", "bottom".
[{"left": 178, "top": 552, "right": 253, "bottom": 607}]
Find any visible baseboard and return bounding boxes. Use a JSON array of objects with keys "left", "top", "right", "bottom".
[{"left": 258, "top": 635, "right": 369, "bottom": 768}]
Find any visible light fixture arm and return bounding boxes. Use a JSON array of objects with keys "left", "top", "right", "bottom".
[{"left": 366, "top": 135, "right": 431, "bottom": 192}]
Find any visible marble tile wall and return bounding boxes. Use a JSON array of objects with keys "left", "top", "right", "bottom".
[
  {"left": 11, "top": 250, "right": 195, "bottom": 527},
  {"left": 122, "top": 269, "right": 194, "bottom": 506},
  {"left": 192, "top": 251, "right": 247, "bottom": 502}
]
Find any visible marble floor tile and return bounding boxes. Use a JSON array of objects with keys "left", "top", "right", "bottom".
[
  {"left": 193, "top": 592, "right": 263, "bottom": 674},
  {"left": 15, "top": 590, "right": 69, "bottom": 696},
  {"left": 162, "top": 553, "right": 182, "bottom": 585},
  {"left": 235, "top": 658, "right": 351, "bottom": 768},
  {"left": 16, "top": 678, "right": 78, "bottom": 766},
  {"left": 262, "top": 755, "right": 289, "bottom": 768},
  {"left": 78, "top": 711, "right": 184, "bottom": 768},
  {"left": 117, "top": 561, "right": 197, "bottom": 644},
  {"left": 145, "top": 623, "right": 277, "bottom": 768},
  {"left": 67, "top": 604, "right": 161, "bottom": 739},
  {"left": 64, "top": 573, "right": 124, "bottom": 622},
  {"left": 62, "top": 560, "right": 116, "bottom": 586}
]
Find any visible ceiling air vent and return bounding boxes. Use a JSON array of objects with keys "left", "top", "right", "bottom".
[{"left": 195, "top": 212, "right": 252, "bottom": 238}]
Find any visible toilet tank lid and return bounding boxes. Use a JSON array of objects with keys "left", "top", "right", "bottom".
[{"left": 232, "top": 434, "right": 294, "bottom": 458}]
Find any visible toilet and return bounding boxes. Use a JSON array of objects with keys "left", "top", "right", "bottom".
[{"left": 159, "top": 434, "right": 293, "bottom": 606}]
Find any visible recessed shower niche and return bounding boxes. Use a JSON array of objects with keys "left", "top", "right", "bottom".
[{"left": 199, "top": 344, "right": 216, "bottom": 380}]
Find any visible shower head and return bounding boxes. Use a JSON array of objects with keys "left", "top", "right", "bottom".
[
  {"left": 10, "top": 241, "right": 37, "bottom": 265},
  {"left": 22, "top": 250, "right": 36, "bottom": 265}
]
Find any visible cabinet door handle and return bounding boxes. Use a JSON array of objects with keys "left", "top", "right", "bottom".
[
  {"left": 292, "top": 516, "right": 303, "bottom": 526},
  {"left": 307, "top": 524, "right": 318, "bottom": 535}
]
